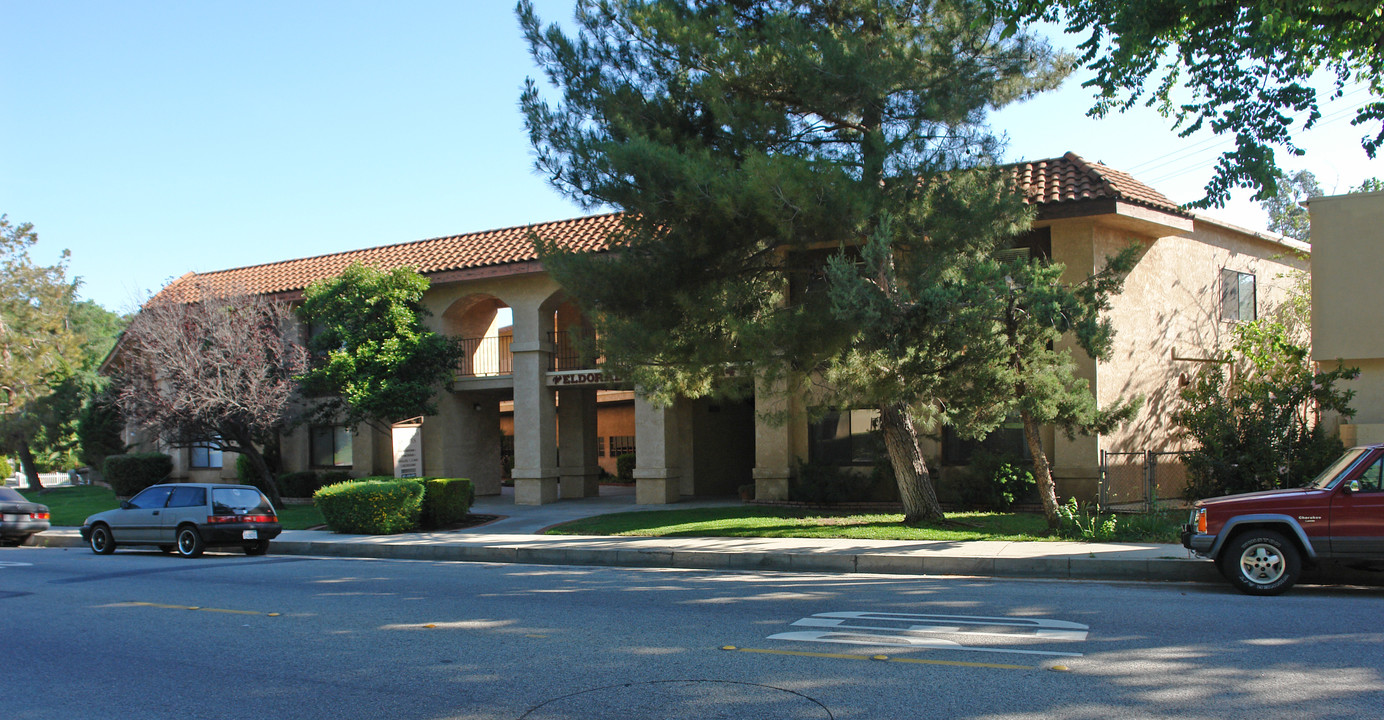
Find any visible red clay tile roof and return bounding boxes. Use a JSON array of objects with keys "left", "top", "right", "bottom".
[
  {"left": 153, "top": 213, "right": 624, "bottom": 303},
  {"left": 152, "top": 153, "right": 1183, "bottom": 303},
  {"left": 1010, "top": 151, "right": 1184, "bottom": 214}
]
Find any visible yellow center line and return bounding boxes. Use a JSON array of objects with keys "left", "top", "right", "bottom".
[
  {"left": 722, "top": 646, "right": 1035, "bottom": 671},
  {"left": 108, "top": 601, "right": 279, "bottom": 617}
]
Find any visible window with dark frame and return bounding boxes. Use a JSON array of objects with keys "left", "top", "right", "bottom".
[
  {"left": 190, "top": 440, "right": 222, "bottom": 469},
  {"left": 608, "top": 436, "right": 636, "bottom": 457},
  {"left": 807, "top": 408, "right": 883, "bottom": 466},
  {"left": 1220, "top": 269, "right": 1257, "bottom": 323},
  {"left": 940, "top": 420, "right": 1032, "bottom": 467},
  {"left": 310, "top": 425, "right": 353, "bottom": 468}
]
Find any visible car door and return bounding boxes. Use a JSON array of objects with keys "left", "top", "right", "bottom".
[
  {"left": 1329, "top": 452, "right": 1384, "bottom": 556},
  {"left": 161, "top": 485, "right": 208, "bottom": 544},
  {"left": 114, "top": 486, "right": 174, "bottom": 543}
]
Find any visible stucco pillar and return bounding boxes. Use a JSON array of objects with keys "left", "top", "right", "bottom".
[
  {"left": 511, "top": 339, "right": 559, "bottom": 505},
  {"left": 421, "top": 392, "right": 502, "bottom": 495},
  {"left": 634, "top": 394, "right": 682, "bottom": 504},
  {"left": 558, "top": 387, "right": 600, "bottom": 498},
  {"left": 752, "top": 372, "right": 793, "bottom": 501}
]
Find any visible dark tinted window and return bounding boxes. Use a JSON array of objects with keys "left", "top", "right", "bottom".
[
  {"left": 211, "top": 488, "right": 273, "bottom": 515},
  {"left": 0, "top": 488, "right": 27, "bottom": 503},
  {"left": 167, "top": 486, "right": 207, "bottom": 508},
  {"left": 128, "top": 486, "right": 173, "bottom": 510}
]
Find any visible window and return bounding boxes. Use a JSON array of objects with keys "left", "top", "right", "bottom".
[
  {"left": 167, "top": 485, "right": 206, "bottom": 508},
  {"left": 311, "top": 425, "right": 353, "bottom": 468},
  {"left": 941, "top": 420, "right": 1031, "bottom": 466},
  {"left": 1220, "top": 269, "right": 1256, "bottom": 322},
  {"left": 808, "top": 409, "right": 882, "bottom": 466},
  {"left": 1355, "top": 458, "right": 1384, "bottom": 493},
  {"left": 128, "top": 486, "right": 172, "bottom": 510},
  {"left": 608, "top": 436, "right": 636, "bottom": 457},
  {"left": 596, "top": 436, "right": 606, "bottom": 458},
  {"left": 190, "top": 440, "right": 222, "bottom": 469}
]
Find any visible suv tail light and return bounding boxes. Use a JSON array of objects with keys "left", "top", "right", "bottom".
[{"left": 207, "top": 515, "right": 277, "bottom": 524}]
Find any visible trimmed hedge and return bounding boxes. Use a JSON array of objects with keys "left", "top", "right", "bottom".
[
  {"left": 277, "top": 471, "right": 323, "bottom": 498},
  {"left": 420, "top": 478, "right": 474, "bottom": 530},
  {"left": 616, "top": 453, "right": 636, "bottom": 482},
  {"left": 103, "top": 453, "right": 173, "bottom": 497},
  {"left": 314, "top": 478, "right": 424, "bottom": 535}
]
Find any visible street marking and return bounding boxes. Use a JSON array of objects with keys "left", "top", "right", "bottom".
[
  {"left": 769, "top": 611, "right": 1088, "bottom": 659},
  {"left": 722, "top": 645, "right": 1035, "bottom": 671},
  {"left": 792, "top": 612, "right": 1089, "bottom": 641},
  {"left": 0, "top": 560, "right": 34, "bottom": 568},
  {"left": 106, "top": 601, "right": 278, "bottom": 617}
]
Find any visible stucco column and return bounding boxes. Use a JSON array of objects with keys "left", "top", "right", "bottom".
[
  {"left": 752, "top": 372, "right": 793, "bottom": 501},
  {"left": 421, "top": 392, "right": 502, "bottom": 495},
  {"left": 634, "top": 393, "right": 682, "bottom": 504},
  {"left": 558, "top": 387, "right": 601, "bottom": 498},
  {"left": 511, "top": 339, "right": 559, "bottom": 505}
]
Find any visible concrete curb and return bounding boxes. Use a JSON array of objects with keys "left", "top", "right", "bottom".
[{"left": 25, "top": 531, "right": 1227, "bottom": 584}]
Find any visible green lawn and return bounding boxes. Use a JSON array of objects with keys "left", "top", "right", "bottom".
[
  {"left": 543, "top": 506, "right": 1057, "bottom": 541},
  {"left": 16, "top": 485, "right": 326, "bottom": 531}
]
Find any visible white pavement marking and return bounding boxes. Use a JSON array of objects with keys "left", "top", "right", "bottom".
[
  {"left": 769, "top": 611, "right": 1088, "bottom": 658},
  {"left": 0, "top": 560, "right": 34, "bottom": 569}
]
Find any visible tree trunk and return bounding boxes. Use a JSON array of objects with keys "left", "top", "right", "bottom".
[
  {"left": 18, "top": 442, "right": 43, "bottom": 492},
  {"left": 1020, "top": 409, "right": 1060, "bottom": 528},
  {"left": 878, "top": 402, "right": 945, "bottom": 524},
  {"left": 236, "top": 441, "right": 284, "bottom": 509}
]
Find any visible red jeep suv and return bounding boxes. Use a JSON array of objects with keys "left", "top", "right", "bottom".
[{"left": 1182, "top": 443, "right": 1384, "bottom": 595}]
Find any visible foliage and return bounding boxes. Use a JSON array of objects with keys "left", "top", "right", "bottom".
[
  {"left": 1053, "top": 498, "right": 1184, "bottom": 543},
  {"left": 297, "top": 263, "right": 461, "bottom": 430},
  {"left": 76, "top": 389, "right": 125, "bottom": 475},
  {"left": 102, "top": 452, "right": 173, "bottom": 497},
  {"left": 1005, "top": 1, "right": 1384, "bottom": 207},
  {"left": 521, "top": 0, "right": 1070, "bottom": 523},
  {"left": 1354, "top": 177, "right": 1384, "bottom": 193},
  {"left": 314, "top": 478, "right": 425, "bottom": 535},
  {"left": 0, "top": 455, "right": 11, "bottom": 477},
  {"left": 277, "top": 471, "right": 324, "bottom": 499},
  {"left": 419, "top": 478, "right": 475, "bottom": 530},
  {"left": 1261, "top": 170, "right": 1322, "bottom": 243},
  {"left": 956, "top": 449, "right": 1035, "bottom": 511},
  {"left": 112, "top": 284, "right": 306, "bottom": 507},
  {"left": 615, "top": 453, "right": 635, "bottom": 482},
  {"left": 790, "top": 461, "right": 854, "bottom": 506},
  {"left": 1176, "top": 319, "right": 1356, "bottom": 499},
  {"left": 0, "top": 215, "right": 83, "bottom": 489}
]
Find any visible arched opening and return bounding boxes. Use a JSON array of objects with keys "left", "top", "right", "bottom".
[{"left": 444, "top": 295, "right": 513, "bottom": 377}]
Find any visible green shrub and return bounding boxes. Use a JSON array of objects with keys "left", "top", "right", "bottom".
[
  {"left": 616, "top": 453, "right": 636, "bottom": 482},
  {"left": 956, "top": 450, "right": 1035, "bottom": 511},
  {"left": 103, "top": 453, "right": 173, "bottom": 496},
  {"left": 1054, "top": 498, "right": 1183, "bottom": 543},
  {"left": 420, "top": 478, "right": 475, "bottom": 529},
  {"left": 233, "top": 454, "right": 278, "bottom": 496},
  {"left": 0, "top": 456, "right": 11, "bottom": 478},
  {"left": 320, "top": 470, "right": 352, "bottom": 487},
  {"left": 790, "top": 461, "right": 865, "bottom": 505},
  {"left": 314, "top": 478, "right": 425, "bottom": 535},
  {"left": 277, "top": 471, "right": 322, "bottom": 498}
]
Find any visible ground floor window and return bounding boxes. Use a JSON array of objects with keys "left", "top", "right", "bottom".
[
  {"left": 608, "top": 435, "right": 636, "bottom": 457},
  {"left": 311, "top": 425, "right": 353, "bottom": 468},
  {"left": 596, "top": 436, "right": 606, "bottom": 458},
  {"left": 808, "top": 409, "right": 882, "bottom": 466},
  {"left": 190, "top": 439, "right": 222, "bottom": 469},
  {"left": 941, "top": 420, "right": 1031, "bottom": 466}
]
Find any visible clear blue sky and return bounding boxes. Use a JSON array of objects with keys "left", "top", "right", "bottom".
[{"left": 4, "top": 1, "right": 1379, "bottom": 313}]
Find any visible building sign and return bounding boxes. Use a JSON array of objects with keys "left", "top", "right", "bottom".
[
  {"left": 548, "top": 370, "right": 619, "bottom": 387},
  {"left": 392, "top": 418, "right": 424, "bottom": 478}
]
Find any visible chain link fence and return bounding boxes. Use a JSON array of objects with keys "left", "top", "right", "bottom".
[{"left": 1099, "top": 450, "right": 1190, "bottom": 513}]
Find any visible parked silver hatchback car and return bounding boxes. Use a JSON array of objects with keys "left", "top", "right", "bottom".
[{"left": 80, "top": 483, "right": 282, "bottom": 557}]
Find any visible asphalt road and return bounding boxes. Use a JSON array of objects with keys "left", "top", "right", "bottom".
[{"left": 4, "top": 546, "right": 1382, "bottom": 719}]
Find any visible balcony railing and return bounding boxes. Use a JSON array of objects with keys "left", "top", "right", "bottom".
[
  {"left": 549, "top": 330, "right": 601, "bottom": 371},
  {"left": 456, "top": 336, "right": 513, "bottom": 378}
]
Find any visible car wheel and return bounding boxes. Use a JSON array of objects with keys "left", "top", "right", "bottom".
[
  {"left": 243, "top": 540, "right": 270, "bottom": 556},
  {"left": 89, "top": 524, "right": 116, "bottom": 555},
  {"left": 175, "top": 526, "right": 205, "bottom": 558},
  {"left": 1218, "top": 529, "right": 1301, "bottom": 596}
]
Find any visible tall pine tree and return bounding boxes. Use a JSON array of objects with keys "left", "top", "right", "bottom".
[{"left": 520, "top": 0, "right": 1069, "bottom": 522}]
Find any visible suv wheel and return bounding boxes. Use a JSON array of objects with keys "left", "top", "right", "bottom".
[
  {"left": 1218, "top": 529, "right": 1301, "bottom": 596},
  {"left": 175, "top": 526, "right": 205, "bottom": 558}
]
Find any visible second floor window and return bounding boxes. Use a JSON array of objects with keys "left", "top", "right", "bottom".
[{"left": 1220, "top": 269, "right": 1256, "bottom": 322}]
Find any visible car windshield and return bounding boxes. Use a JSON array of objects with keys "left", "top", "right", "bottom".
[
  {"left": 211, "top": 488, "right": 274, "bottom": 515},
  {"left": 1303, "top": 448, "right": 1369, "bottom": 489}
]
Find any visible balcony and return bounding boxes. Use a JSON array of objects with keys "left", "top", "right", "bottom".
[
  {"left": 456, "top": 336, "right": 513, "bottom": 378},
  {"left": 549, "top": 330, "right": 601, "bottom": 371}
]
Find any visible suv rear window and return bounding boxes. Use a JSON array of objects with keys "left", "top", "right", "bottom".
[{"left": 211, "top": 488, "right": 274, "bottom": 516}]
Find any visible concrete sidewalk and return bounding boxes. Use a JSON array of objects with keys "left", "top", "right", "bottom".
[{"left": 28, "top": 484, "right": 1226, "bottom": 584}]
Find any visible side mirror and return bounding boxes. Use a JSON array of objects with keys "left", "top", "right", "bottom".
[
  {"left": 1347, "top": 480, "right": 1362, "bottom": 494},
  {"left": 119, "top": 500, "right": 132, "bottom": 510}
]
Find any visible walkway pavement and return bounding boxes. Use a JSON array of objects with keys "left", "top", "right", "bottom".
[{"left": 29, "top": 484, "right": 1241, "bottom": 585}]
